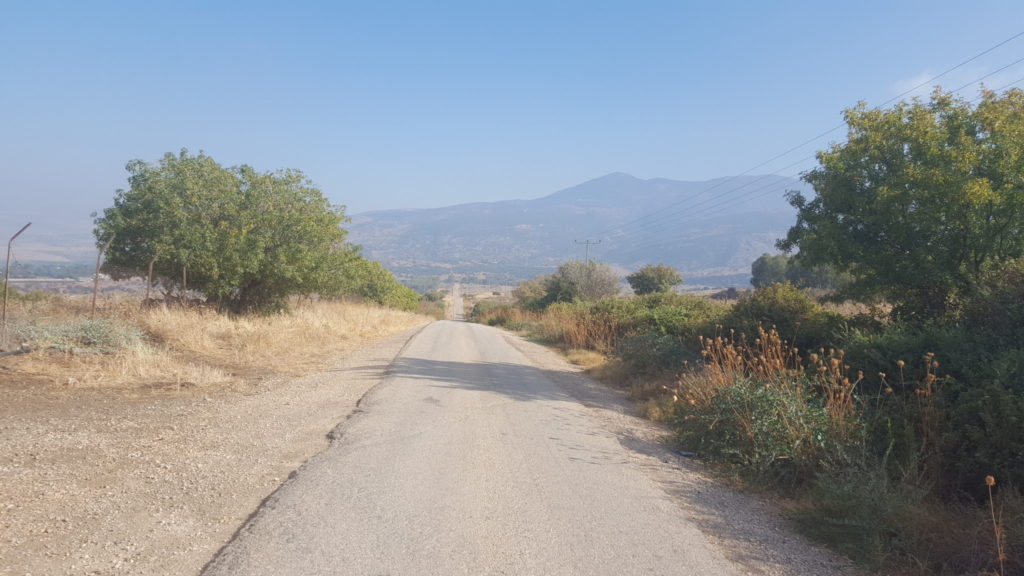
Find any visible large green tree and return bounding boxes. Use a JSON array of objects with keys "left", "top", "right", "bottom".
[
  {"left": 778, "top": 88, "right": 1024, "bottom": 318},
  {"left": 95, "top": 150, "right": 357, "bottom": 312},
  {"left": 750, "top": 254, "right": 788, "bottom": 288},
  {"left": 543, "top": 260, "right": 620, "bottom": 304},
  {"left": 626, "top": 264, "right": 682, "bottom": 295},
  {"left": 751, "top": 253, "right": 847, "bottom": 290}
]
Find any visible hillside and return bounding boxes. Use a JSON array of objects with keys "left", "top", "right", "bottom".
[{"left": 347, "top": 173, "right": 806, "bottom": 287}]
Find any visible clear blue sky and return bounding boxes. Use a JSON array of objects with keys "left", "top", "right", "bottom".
[{"left": 3, "top": 0, "right": 1024, "bottom": 226}]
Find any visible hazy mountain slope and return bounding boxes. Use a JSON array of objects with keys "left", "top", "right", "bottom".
[{"left": 348, "top": 173, "right": 806, "bottom": 286}]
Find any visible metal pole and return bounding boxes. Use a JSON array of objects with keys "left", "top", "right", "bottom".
[
  {"left": 145, "top": 254, "right": 158, "bottom": 303},
  {"left": 91, "top": 234, "right": 115, "bottom": 318},
  {"left": 2, "top": 222, "right": 32, "bottom": 350}
]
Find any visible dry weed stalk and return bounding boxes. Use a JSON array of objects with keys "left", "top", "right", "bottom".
[
  {"left": 986, "top": 475, "right": 1007, "bottom": 576},
  {"left": 675, "top": 326, "right": 862, "bottom": 435},
  {"left": 546, "top": 308, "right": 616, "bottom": 353},
  {"left": 807, "top": 348, "right": 861, "bottom": 434}
]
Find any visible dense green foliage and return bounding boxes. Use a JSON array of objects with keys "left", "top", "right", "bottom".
[
  {"left": 750, "top": 253, "right": 788, "bottom": 287},
  {"left": 728, "top": 282, "right": 841, "bottom": 349},
  {"left": 626, "top": 264, "right": 682, "bottom": 295},
  {"left": 779, "top": 88, "right": 1024, "bottom": 319},
  {"left": 750, "top": 253, "right": 846, "bottom": 290},
  {"left": 673, "top": 377, "right": 855, "bottom": 487},
  {"left": 512, "top": 260, "right": 620, "bottom": 309},
  {"left": 94, "top": 150, "right": 414, "bottom": 312},
  {"left": 338, "top": 258, "right": 421, "bottom": 311}
]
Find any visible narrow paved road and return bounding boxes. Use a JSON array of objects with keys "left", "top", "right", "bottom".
[
  {"left": 203, "top": 321, "right": 739, "bottom": 575},
  {"left": 449, "top": 282, "right": 464, "bottom": 320}
]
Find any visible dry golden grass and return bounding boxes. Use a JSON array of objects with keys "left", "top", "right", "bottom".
[
  {"left": 563, "top": 348, "right": 606, "bottom": 368},
  {"left": 2, "top": 296, "right": 430, "bottom": 388},
  {"left": 10, "top": 341, "right": 234, "bottom": 388},
  {"left": 139, "top": 300, "right": 426, "bottom": 375}
]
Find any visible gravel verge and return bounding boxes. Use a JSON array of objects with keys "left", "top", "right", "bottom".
[{"left": 0, "top": 324, "right": 427, "bottom": 576}]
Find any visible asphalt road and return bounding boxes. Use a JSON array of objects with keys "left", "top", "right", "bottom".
[
  {"left": 450, "top": 282, "right": 464, "bottom": 320},
  {"left": 202, "top": 321, "right": 739, "bottom": 575}
]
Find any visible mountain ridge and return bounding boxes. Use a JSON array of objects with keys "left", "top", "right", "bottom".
[{"left": 348, "top": 172, "right": 806, "bottom": 287}]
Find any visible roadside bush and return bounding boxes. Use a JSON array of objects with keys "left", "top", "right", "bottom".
[
  {"left": 626, "top": 264, "right": 682, "bottom": 295},
  {"left": 845, "top": 320, "right": 1024, "bottom": 496},
  {"left": 800, "top": 472, "right": 1024, "bottom": 575},
  {"left": 948, "top": 384, "right": 1024, "bottom": 496},
  {"left": 673, "top": 376, "right": 860, "bottom": 487},
  {"left": 726, "top": 283, "right": 841, "bottom": 349},
  {"left": 795, "top": 466, "right": 927, "bottom": 568},
  {"left": 13, "top": 318, "right": 145, "bottom": 354},
  {"left": 469, "top": 299, "right": 506, "bottom": 321},
  {"left": 615, "top": 329, "right": 693, "bottom": 374}
]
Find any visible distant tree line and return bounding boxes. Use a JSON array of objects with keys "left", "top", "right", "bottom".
[{"left": 749, "top": 253, "right": 846, "bottom": 290}]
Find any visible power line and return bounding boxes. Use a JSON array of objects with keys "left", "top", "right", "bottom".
[
  {"left": 602, "top": 157, "right": 817, "bottom": 242},
  {"left": 585, "top": 29, "right": 1024, "bottom": 245},
  {"left": 880, "top": 29, "right": 1024, "bottom": 107},
  {"left": 950, "top": 54, "right": 1024, "bottom": 93}
]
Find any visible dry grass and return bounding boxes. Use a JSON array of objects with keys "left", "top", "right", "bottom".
[
  {"left": 563, "top": 348, "right": 606, "bottom": 368},
  {"left": 138, "top": 300, "right": 425, "bottom": 375},
  {"left": 2, "top": 295, "right": 430, "bottom": 388}
]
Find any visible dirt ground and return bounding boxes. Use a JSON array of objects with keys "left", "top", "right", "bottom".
[{"left": 0, "top": 325, "right": 427, "bottom": 576}]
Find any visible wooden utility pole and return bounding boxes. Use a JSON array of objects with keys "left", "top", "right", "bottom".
[{"left": 574, "top": 239, "right": 601, "bottom": 263}]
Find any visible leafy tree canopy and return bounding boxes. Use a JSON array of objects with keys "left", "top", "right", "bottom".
[
  {"left": 778, "top": 88, "right": 1024, "bottom": 318},
  {"left": 751, "top": 253, "right": 847, "bottom": 291},
  {"left": 543, "top": 260, "right": 620, "bottom": 305},
  {"left": 513, "top": 261, "right": 620, "bottom": 309},
  {"left": 95, "top": 150, "right": 371, "bottom": 312},
  {"left": 626, "top": 264, "right": 683, "bottom": 295}
]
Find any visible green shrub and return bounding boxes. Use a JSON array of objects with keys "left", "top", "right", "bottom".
[
  {"left": 948, "top": 384, "right": 1024, "bottom": 496},
  {"left": 469, "top": 299, "right": 507, "bottom": 322},
  {"left": 726, "top": 282, "right": 840, "bottom": 348},
  {"left": 14, "top": 318, "right": 145, "bottom": 354},
  {"left": 673, "top": 376, "right": 862, "bottom": 487},
  {"left": 615, "top": 329, "right": 694, "bottom": 374},
  {"left": 795, "top": 466, "right": 926, "bottom": 568}
]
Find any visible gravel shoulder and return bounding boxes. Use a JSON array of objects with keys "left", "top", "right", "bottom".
[{"left": 0, "top": 324, "right": 427, "bottom": 576}]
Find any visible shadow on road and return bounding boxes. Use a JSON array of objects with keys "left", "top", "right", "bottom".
[{"left": 384, "top": 355, "right": 628, "bottom": 415}]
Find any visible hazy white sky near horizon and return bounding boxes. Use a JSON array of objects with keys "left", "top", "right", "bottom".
[{"left": 3, "top": 0, "right": 1024, "bottom": 226}]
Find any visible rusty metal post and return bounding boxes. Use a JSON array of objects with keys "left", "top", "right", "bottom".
[
  {"left": 2, "top": 222, "right": 31, "bottom": 350},
  {"left": 91, "top": 234, "right": 115, "bottom": 318},
  {"left": 145, "top": 254, "right": 158, "bottom": 302}
]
